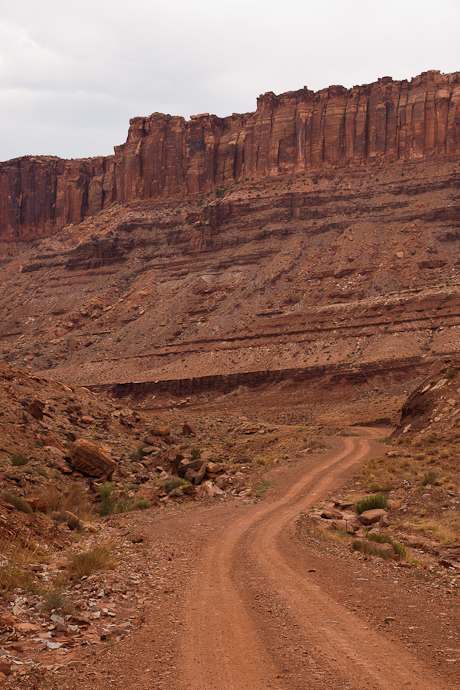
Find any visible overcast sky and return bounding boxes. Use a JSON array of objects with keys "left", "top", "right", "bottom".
[{"left": 1, "top": 0, "right": 459, "bottom": 162}]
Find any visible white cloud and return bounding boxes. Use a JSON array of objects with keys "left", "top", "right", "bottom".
[{"left": 1, "top": 0, "right": 459, "bottom": 160}]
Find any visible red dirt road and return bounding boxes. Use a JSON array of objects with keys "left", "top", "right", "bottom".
[
  {"left": 62, "top": 429, "right": 458, "bottom": 690},
  {"left": 182, "top": 429, "right": 453, "bottom": 690}
]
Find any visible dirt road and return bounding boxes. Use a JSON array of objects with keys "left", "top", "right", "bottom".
[
  {"left": 61, "top": 429, "right": 458, "bottom": 690},
  {"left": 182, "top": 429, "right": 453, "bottom": 690}
]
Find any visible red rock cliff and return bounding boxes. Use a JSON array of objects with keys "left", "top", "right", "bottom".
[{"left": 1, "top": 70, "right": 460, "bottom": 239}]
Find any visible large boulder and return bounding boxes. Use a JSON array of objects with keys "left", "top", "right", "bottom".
[
  {"left": 69, "top": 439, "right": 116, "bottom": 479},
  {"left": 178, "top": 458, "right": 203, "bottom": 478},
  {"left": 358, "top": 509, "right": 388, "bottom": 525}
]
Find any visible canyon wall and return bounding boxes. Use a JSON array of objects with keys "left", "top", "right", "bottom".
[{"left": 1, "top": 70, "right": 460, "bottom": 239}]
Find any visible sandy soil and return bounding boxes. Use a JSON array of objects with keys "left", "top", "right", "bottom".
[{"left": 49, "top": 428, "right": 459, "bottom": 690}]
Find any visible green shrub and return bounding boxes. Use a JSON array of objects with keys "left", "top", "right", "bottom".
[
  {"left": 190, "top": 447, "right": 201, "bottom": 460},
  {"left": 352, "top": 539, "right": 393, "bottom": 560},
  {"left": 1, "top": 491, "right": 32, "bottom": 514},
  {"left": 97, "top": 482, "right": 126, "bottom": 515},
  {"left": 366, "top": 532, "right": 407, "bottom": 558},
  {"left": 11, "top": 453, "right": 28, "bottom": 467},
  {"left": 355, "top": 493, "right": 388, "bottom": 515},
  {"left": 255, "top": 478, "right": 273, "bottom": 497},
  {"left": 131, "top": 498, "right": 150, "bottom": 511},
  {"left": 443, "top": 368, "right": 458, "bottom": 379},
  {"left": 163, "top": 477, "right": 190, "bottom": 494},
  {"left": 369, "top": 481, "right": 393, "bottom": 493}
]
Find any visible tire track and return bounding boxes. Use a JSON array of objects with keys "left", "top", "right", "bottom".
[{"left": 182, "top": 429, "right": 453, "bottom": 690}]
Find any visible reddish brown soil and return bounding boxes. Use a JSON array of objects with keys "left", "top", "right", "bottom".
[{"left": 45, "top": 428, "right": 459, "bottom": 690}]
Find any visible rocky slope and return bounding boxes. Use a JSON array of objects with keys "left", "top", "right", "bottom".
[{"left": 1, "top": 70, "right": 460, "bottom": 240}]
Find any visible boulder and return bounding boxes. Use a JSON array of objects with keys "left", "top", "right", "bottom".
[
  {"left": 150, "top": 426, "right": 170, "bottom": 437},
  {"left": 206, "top": 461, "right": 222, "bottom": 474},
  {"left": 69, "top": 439, "right": 117, "bottom": 479},
  {"left": 178, "top": 458, "right": 203, "bottom": 478},
  {"left": 214, "top": 474, "right": 230, "bottom": 490},
  {"left": 358, "top": 509, "right": 388, "bottom": 525},
  {"left": 0, "top": 661, "right": 12, "bottom": 677},
  {"left": 28, "top": 398, "right": 46, "bottom": 420},
  {"left": 185, "top": 468, "right": 197, "bottom": 483},
  {"left": 182, "top": 421, "right": 197, "bottom": 436},
  {"left": 25, "top": 497, "right": 49, "bottom": 513},
  {"left": 40, "top": 433, "right": 65, "bottom": 451},
  {"left": 321, "top": 509, "right": 343, "bottom": 520},
  {"left": 194, "top": 461, "right": 208, "bottom": 485},
  {"left": 197, "top": 481, "right": 225, "bottom": 500},
  {"left": 134, "top": 486, "right": 159, "bottom": 504}
]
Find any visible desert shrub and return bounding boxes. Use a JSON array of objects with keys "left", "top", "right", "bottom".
[
  {"left": 355, "top": 493, "right": 388, "bottom": 515},
  {"left": 11, "top": 453, "right": 28, "bottom": 467},
  {"left": 0, "top": 562, "right": 36, "bottom": 596},
  {"left": 131, "top": 498, "right": 150, "bottom": 511},
  {"left": 352, "top": 539, "right": 392, "bottom": 559},
  {"left": 129, "top": 445, "right": 144, "bottom": 461},
  {"left": 190, "top": 447, "right": 201, "bottom": 460},
  {"left": 1, "top": 491, "right": 32, "bottom": 514},
  {"left": 366, "top": 532, "right": 407, "bottom": 558},
  {"left": 43, "top": 484, "right": 93, "bottom": 519},
  {"left": 41, "top": 585, "right": 74, "bottom": 614},
  {"left": 67, "top": 544, "right": 115, "bottom": 579},
  {"left": 0, "top": 543, "right": 40, "bottom": 597},
  {"left": 255, "top": 478, "right": 273, "bottom": 497},
  {"left": 163, "top": 477, "right": 190, "bottom": 494},
  {"left": 420, "top": 469, "right": 439, "bottom": 486},
  {"left": 443, "top": 368, "right": 458, "bottom": 379},
  {"left": 97, "top": 482, "right": 125, "bottom": 514},
  {"left": 369, "top": 481, "right": 393, "bottom": 493}
]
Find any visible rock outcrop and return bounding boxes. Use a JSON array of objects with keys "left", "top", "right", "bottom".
[{"left": 1, "top": 70, "right": 460, "bottom": 239}]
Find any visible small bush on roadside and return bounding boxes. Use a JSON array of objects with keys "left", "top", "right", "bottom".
[
  {"left": 131, "top": 498, "right": 150, "bottom": 511},
  {"left": 163, "top": 477, "right": 190, "bottom": 494},
  {"left": 352, "top": 538, "right": 393, "bottom": 560},
  {"left": 1, "top": 491, "right": 32, "bottom": 514},
  {"left": 11, "top": 453, "right": 28, "bottom": 467},
  {"left": 67, "top": 544, "right": 115, "bottom": 579},
  {"left": 366, "top": 532, "right": 407, "bottom": 558},
  {"left": 355, "top": 493, "right": 388, "bottom": 515},
  {"left": 255, "top": 478, "right": 273, "bottom": 497},
  {"left": 369, "top": 480, "right": 393, "bottom": 493}
]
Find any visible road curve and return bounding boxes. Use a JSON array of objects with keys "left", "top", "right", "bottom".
[{"left": 181, "top": 428, "right": 452, "bottom": 690}]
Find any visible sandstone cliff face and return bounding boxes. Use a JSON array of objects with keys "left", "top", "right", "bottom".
[{"left": 1, "top": 70, "right": 460, "bottom": 239}]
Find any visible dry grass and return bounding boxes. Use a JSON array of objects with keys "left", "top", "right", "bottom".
[
  {"left": 42, "top": 484, "right": 94, "bottom": 519},
  {"left": 0, "top": 540, "right": 47, "bottom": 597},
  {"left": 67, "top": 543, "right": 116, "bottom": 579}
]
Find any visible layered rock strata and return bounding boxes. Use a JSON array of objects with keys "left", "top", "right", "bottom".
[{"left": 1, "top": 70, "right": 460, "bottom": 239}]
